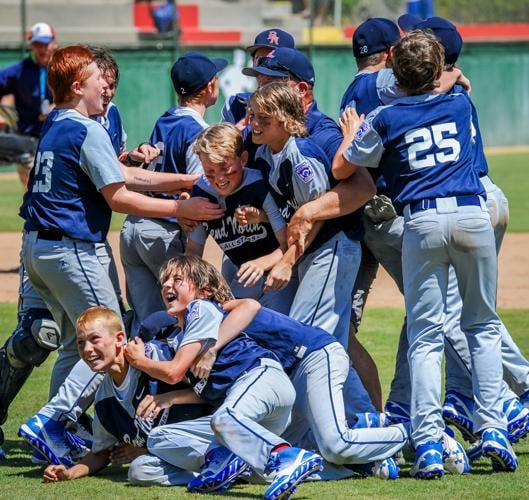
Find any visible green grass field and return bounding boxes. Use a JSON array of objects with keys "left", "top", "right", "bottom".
[
  {"left": 0, "top": 150, "right": 528, "bottom": 233},
  {"left": 1, "top": 305, "right": 529, "bottom": 498}
]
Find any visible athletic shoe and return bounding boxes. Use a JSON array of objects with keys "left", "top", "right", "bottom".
[
  {"left": 351, "top": 412, "right": 388, "bottom": 429},
  {"left": 18, "top": 413, "right": 73, "bottom": 467},
  {"left": 348, "top": 457, "right": 400, "bottom": 480},
  {"left": 442, "top": 432, "right": 470, "bottom": 474},
  {"left": 263, "top": 447, "right": 323, "bottom": 500},
  {"left": 481, "top": 428, "right": 518, "bottom": 472},
  {"left": 187, "top": 446, "right": 251, "bottom": 493},
  {"left": 442, "top": 391, "right": 477, "bottom": 443},
  {"left": 410, "top": 441, "right": 444, "bottom": 479},
  {"left": 466, "top": 439, "right": 483, "bottom": 462},
  {"left": 504, "top": 398, "right": 529, "bottom": 443},
  {"left": 384, "top": 401, "right": 410, "bottom": 425}
]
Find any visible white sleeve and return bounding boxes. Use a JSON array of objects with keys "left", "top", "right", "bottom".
[
  {"left": 262, "top": 193, "right": 287, "bottom": 232},
  {"left": 343, "top": 114, "right": 385, "bottom": 168},
  {"left": 291, "top": 157, "right": 330, "bottom": 205},
  {"left": 80, "top": 122, "right": 125, "bottom": 190},
  {"left": 188, "top": 223, "right": 208, "bottom": 246},
  {"left": 181, "top": 300, "right": 223, "bottom": 348},
  {"left": 91, "top": 411, "right": 118, "bottom": 454},
  {"left": 376, "top": 69, "right": 403, "bottom": 105}
]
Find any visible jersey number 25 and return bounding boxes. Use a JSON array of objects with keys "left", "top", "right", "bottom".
[{"left": 405, "top": 122, "right": 461, "bottom": 170}]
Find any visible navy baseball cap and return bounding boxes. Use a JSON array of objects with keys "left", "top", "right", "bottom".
[
  {"left": 352, "top": 18, "right": 400, "bottom": 58},
  {"left": 243, "top": 48, "right": 315, "bottom": 85},
  {"left": 397, "top": 15, "right": 463, "bottom": 64},
  {"left": 246, "top": 28, "right": 296, "bottom": 55},
  {"left": 171, "top": 52, "right": 228, "bottom": 96}
]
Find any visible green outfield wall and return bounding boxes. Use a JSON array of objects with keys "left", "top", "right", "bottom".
[{"left": 1, "top": 42, "right": 528, "bottom": 148}]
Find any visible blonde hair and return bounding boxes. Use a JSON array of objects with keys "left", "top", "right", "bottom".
[
  {"left": 76, "top": 306, "right": 122, "bottom": 336},
  {"left": 392, "top": 30, "right": 444, "bottom": 95},
  {"left": 159, "top": 255, "right": 233, "bottom": 304},
  {"left": 194, "top": 123, "right": 243, "bottom": 164},
  {"left": 250, "top": 82, "right": 307, "bottom": 137}
]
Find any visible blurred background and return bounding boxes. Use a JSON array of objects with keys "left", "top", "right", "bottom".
[{"left": 1, "top": 0, "right": 529, "bottom": 148}]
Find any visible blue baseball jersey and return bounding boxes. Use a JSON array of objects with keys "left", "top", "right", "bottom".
[
  {"left": 147, "top": 106, "right": 205, "bottom": 176},
  {"left": 92, "top": 341, "right": 210, "bottom": 453},
  {"left": 169, "top": 300, "right": 278, "bottom": 407},
  {"left": 339, "top": 69, "right": 399, "bottom": 116},
  {"left": 0, "top": 56, "right": 52, "bottom": 137},
  {"left": 244, "top": 307, "right": 338, "bottom": 373},
  {"left": 189, "top": 168, "right": 285, "bottom": 267},
  {"left": 95, "top": 102, "right": 127, "bottom": 156},
  {"left": 255, "top": 136, "right": 362, "bottom": 249},
  {"left": 20, "top": 109, "right": 125, "bottom": 242},
  {"left": 343, "top": 92, "right": 485, "bottom": 215},
  {"left": 305, "top": 100, "right": 343, "bottom": 162},
  {"left": 221, "top": 92, "right": 251, "bottom": 124}
]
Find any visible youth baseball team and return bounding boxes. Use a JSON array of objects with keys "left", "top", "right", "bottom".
[{"left": 1, "top": 14, "right": 528, "bottom": 498}]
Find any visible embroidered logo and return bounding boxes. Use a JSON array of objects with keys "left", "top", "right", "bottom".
[
  {"left": 186, "top": 302, "right": 200, "bottom": 323},
  {"left": 267, "top": 30, "right": 280, "bottom": 45},
  {"left": 354, "top": 120, "right": 370, "bottom": 141},
  {"left": 295, "top": 161, "right": 315, "bottom": 183}
]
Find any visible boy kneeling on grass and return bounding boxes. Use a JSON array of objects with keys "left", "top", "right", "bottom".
[{"left": 43, "top": 306, "right": 209, "bottom": 484}]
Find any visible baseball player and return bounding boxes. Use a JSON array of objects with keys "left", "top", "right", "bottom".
[
  {"left": 124, "top": 255, "right": 323, "bottom": 499},
  {"left": 187, "top": 123, "right": 297, "bottom": 314},
  {"left": 0, "top": 46, "right": 128, "bottom": 460},
  {"left": 221, "top": 28, "right": 295, "bottom": 126},
  {"left": 0, "top": 22, "right": 56, "bottom": 188},
  {"left": 334, "top": 30, "right": 515, "bottom": 477},
  {"left": 120, "top": 51, "right": 227, "bottom": 338},
  {"left": 17, "top": 45, "right": 223, "bottom": 464},
  {"left": 41, "top": 306, "right": 210, "bottom": 483}
]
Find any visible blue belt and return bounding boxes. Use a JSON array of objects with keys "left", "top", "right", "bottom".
[{"left": 409, "top": 195, "right": 481, "bottom": 215}]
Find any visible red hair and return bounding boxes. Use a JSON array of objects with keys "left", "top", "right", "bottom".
[{"left": 47, "top": 45, "right": 94, "bottom": 105}]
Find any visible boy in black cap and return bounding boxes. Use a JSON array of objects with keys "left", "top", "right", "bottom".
[{"left": 121, "top": 51, "right": 227, "bottom": 338}]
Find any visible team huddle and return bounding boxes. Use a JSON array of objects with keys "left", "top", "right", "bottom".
[{"left": 1, "top": 14, "right": 529, "bottom": 499}]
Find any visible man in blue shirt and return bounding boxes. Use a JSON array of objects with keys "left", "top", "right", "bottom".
[{"left": 0, "top": 22, "right": 56, "bottom": 187}]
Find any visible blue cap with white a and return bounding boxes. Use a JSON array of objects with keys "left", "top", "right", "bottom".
[
  {"left": 243, "top": 48, "right": 315, "bottom": 85},
  {"left": 246, "top": 28, "right": 296, "bottom": 55},
  {"left": 352, "top": 18, "right": 400, "bottom": 58},
  {"left": 171, "top": 52, "right": 228, "bottom": 95},
  {"left": 398, "top": 15, "right": 463, "bottom": 64}
]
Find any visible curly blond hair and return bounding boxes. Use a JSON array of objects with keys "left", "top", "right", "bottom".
[{"left": 249, "top": 82, "right": 307, "bottom": 137}]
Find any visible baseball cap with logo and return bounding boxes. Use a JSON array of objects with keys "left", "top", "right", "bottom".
[
  {"left": 246, "top": 28, "right": 296, "bottom": 55},
  {"left": 28, "top": 22, "right": 55, "bottom": 44},
  {"left": 352, "top": 18, "right": 400, "bottom": 58},
  {"left": 397, "top": 15, "right": 463, "bottom": 65},
  {"left": 243, "top": 48, "right": 315, "bottom": 85},
  {"left": 171, "top": 52, "right": 228, "bottom": 96}
]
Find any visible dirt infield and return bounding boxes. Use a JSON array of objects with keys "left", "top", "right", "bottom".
[{"left": 0, "top": 231, "right": 528, "bottom": 308}]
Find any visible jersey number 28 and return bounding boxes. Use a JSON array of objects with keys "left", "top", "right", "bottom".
[{"left": 405, "top": 122, "right": 461, "bottom": 170}]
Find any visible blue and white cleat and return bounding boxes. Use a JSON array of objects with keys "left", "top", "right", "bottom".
[
  {"left": 442, "top": 391, "right": 477, "bottom": 443},
  {"left": 442, "top": 432, "right": 470, "bottom": 474},
  {"left": 187, "top": 446, "right": 251, "bottom": 493},
  {"left": 263, "top": 447, "right": 323, "bottom": 500},
  {"left": 504, "top": 398, "right": 529, "bottom": 443},
  {"left": 481, "top": 428, "right": 518, "bottom": 472},
  {"left": 351, "top": 412, "right": 388, "bottom": 429},
  {"left": 349, "top": 457, "right": 400, "bottom": 480},
  {"left": 410, "top": 441, "right": 444, "bottom": 479},
  {"left": 18, "top": 413, "right": 73, "bottom": 467},
  {"left": 384, "top": 401, "right": 410, "bottom": 425}
]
